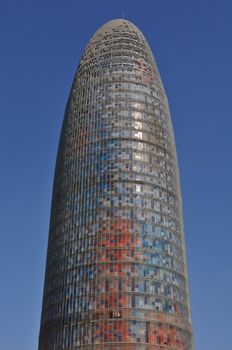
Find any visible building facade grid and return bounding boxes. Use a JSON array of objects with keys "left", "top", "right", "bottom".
[{"left": 38, "top": 19, "right": 194, "bottom": 350}]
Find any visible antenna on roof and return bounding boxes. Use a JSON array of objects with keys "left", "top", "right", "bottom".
[{"left": 122, "top": 12, "right": 125, "bottom": 19}]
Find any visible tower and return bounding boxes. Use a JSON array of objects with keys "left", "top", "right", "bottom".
[{"left": 38, "top": 19, "right": 194, "bottom": 349}]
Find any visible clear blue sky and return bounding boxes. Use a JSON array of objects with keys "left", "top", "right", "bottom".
[{"left": 0, "top": 1, "right": 231, "bottom": 349}]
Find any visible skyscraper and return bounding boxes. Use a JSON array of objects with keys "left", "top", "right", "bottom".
[{"left": 38, "top": 19, "right": 194, "bottom": 349}]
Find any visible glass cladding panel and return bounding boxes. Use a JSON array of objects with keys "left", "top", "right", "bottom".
[{"left": 38, "top": 19, "right": 194, "bottom": 350}]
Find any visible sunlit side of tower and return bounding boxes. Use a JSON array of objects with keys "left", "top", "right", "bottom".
[{"left": 38, "top": 19, "right": 194, "bottom": 349}]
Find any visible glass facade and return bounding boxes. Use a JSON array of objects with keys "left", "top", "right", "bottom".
[{"left": 38, "top": 19, "right": 194, "bottom": 349}]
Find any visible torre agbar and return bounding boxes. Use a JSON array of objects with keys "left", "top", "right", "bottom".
[{"left": 38, "top": 19, "right": 194, "bottom": 350}]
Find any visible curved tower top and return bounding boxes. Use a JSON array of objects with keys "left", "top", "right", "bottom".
[{"left": 39, "top": 19, "right": 194, "bottom": 350}]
